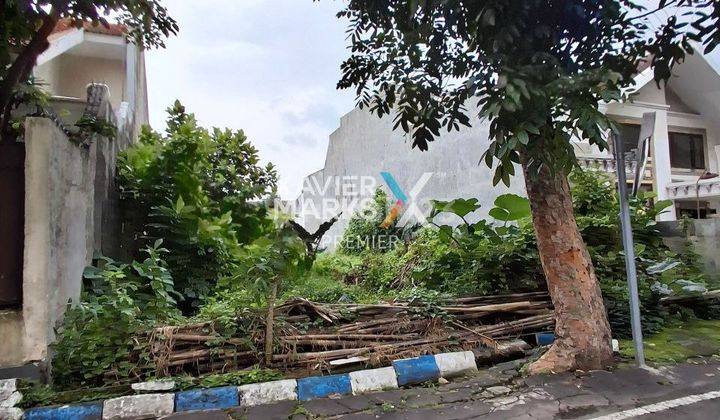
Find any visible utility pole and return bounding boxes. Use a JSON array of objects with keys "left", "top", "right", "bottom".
[{"left": 611, "top": 131, "right": 646, "bottom": 368}]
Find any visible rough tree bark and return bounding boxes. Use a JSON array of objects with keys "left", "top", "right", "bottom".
[{"left": 522, "top": 160, "right": 614, "bottom": 374}]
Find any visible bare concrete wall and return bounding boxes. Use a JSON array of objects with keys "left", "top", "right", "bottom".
[
  {"left": 54, "top": 55, "right": 125, "bottom": 110},
  {"left": 0, "top": 118, "right": 98, "bottom": 367},
  {"left": 659, "top": 219, "right": 720, "bottom": 282},
  {"left": 0, "top": 115, "right": 124, "bottom": 369},
  {"left": 296, "top": 106, "right": 526, "bottom": 249}
]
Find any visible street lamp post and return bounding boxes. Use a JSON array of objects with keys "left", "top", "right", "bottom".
[{"left": 611, "top": 130, "right": 647, "bottom": 368}]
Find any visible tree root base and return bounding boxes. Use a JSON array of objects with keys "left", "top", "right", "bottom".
[{"left": 527, "top": 341, "right": 614, "bottom": 375}]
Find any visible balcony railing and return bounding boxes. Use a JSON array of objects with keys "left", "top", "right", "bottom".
[
  {"left": 667, "top": 178, "right": 720, "bottom": 200},
  {"left": 577, "top": 155, "right": 654, "bottom": 183}
]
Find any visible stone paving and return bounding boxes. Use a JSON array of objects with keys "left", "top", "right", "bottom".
[{"left": 160, "top": 358, "right": 720, "bottom": 419}]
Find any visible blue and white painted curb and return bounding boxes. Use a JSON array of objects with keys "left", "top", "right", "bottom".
[{"left": 15, "top": 350, "right": 477, "bottom": 419}]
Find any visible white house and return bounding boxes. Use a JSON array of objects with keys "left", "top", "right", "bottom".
[
  {"left": 294, "top": 50, "right": 720, "bottom": 249},
  {"left": 0, "top": 20, "right": 148, "bottom": 377}
]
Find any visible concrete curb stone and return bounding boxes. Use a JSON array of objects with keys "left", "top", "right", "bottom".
[
  {"left": 393, "top": 355, "right": 442, "bottom": 386},
  {"left": 174, "top": 386, "right": 239, "bottom": 412},
  {"left": 435, "top": 351, "right": 478, "bottom": 378},
  {"left": 238, "top": 379, "right": 297, "bottom": 407},
  {"left": 24, "top": 402, "right": 102, "bottom": 420},
  {"left": 8, "top": 350, "right": 480, "bottom": 418},
  {"left": 102, "top": 393, "right": 174, "bottom": 419},
  {"left": 349, "top": 367, "right": 399, "bottom": 394},
  {"left": 297, "top": 373, "right": 352, "bottom": 401}
]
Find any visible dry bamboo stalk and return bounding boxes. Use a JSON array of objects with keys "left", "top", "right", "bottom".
[
  {"left": 441, "top": 301, "right": 538, "bottom": 313},
  {"left": 172, "top": 334, "right": 223, "bottom": 342},
  {"left": 450, "top": 321, "right": 497, "bottom": 348},
  {"left": 337, "top": 317, "right": 400, "bottom": 332},
  {"left": 473, "top": 319, "right": 554, "bottom": 337},
  {"left": 273, "top": 347, "right": 367, "bottom": 362},
  {"left": 352, "top": 319, "right": 431, "bottom": 334},
  {"left": 166, "top": 352, "right": 257, "bottom": 367},
  {"left": 450, "top": 292, "right": 549, "bottom": 304},
  {"left": 169, "top": 348, "right": 255, "bottom": 361},
  {"left": 280, "top": 339, "right": 406, "bottom": 348},
  {"left": 281, "top": 333, "right": 418, "bottom": 341}
]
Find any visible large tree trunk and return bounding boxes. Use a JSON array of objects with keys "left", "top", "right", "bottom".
[{"left": 522, "top": 161, "right": 613, "bottom": 374}]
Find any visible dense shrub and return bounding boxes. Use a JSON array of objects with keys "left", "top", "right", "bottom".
[
  {"left": 52, "top": 242, "right": 182, "bottom": 387},
  {"left": 118, "top": 101, "right": 277, "bottom": 310},
  {"left": 320, "top": 169, "right": 713, "bottom": 338}
]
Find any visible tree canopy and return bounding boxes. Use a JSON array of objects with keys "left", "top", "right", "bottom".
[
  {"left": 334, "top": 1, "right": 719, "bottom": 182},
  {"left": 1, "top": 0, "right": 177, "bottom": 136}
]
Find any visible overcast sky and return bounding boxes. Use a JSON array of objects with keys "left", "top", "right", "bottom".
[
  {"left": 145, "top": 0, "right": 356, "bottom": 199},
  {"left": 144, "top": 2, "right": 720, "bottom": 199}
]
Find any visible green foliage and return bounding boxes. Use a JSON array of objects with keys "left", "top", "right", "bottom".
[
  {"left": 333, "top": 1, "right": 718, "bottom": 183},
  {"left": 569, "top": 169, "right": 710, "bottom": 338},
  {"left": 425, "top": 196, "right": 544, "bottom": 295},
  {"left": 224, "top": 217, "right": 313, "bottom": 301},
  {"left": 118, "top": 101, "right": 277, "bottom": 310},
  {"left": 52, "top": 242, "right": 182, "bottom": 388},
  {"left": 570, "top": 168, "right": 617, "bottom": 217},
  {"left": 17, "top": 380, "right": 133, "bottom": 409},
  {"left": 339, "top": 189, "right": 400, "bottom": 254},
  {"left": 74, "top": 114, "right": 118, "bottom": 139},
  {"left": 1, "top": 1, "right": 177, "bottom": 137},
  {"left": 489, "top": 194, "right": 532, "bottom": 222},
  {"left": 429, "top": 198, "right": 480, "bottom": 220}
]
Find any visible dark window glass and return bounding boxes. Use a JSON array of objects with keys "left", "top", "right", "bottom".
[
  {"left": 618, "top": 123, "right": 641, "bottom": 153},
  {"left": 669, "top": 132, "right": 705, "bottom": 169}
]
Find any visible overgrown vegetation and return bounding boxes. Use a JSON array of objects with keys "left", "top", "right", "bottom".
[
  {"left": 48, "top": 114, "right": 717, "bottom": 401},
  {"left": 52, "top": 241, "right": 182, "bottom": 387},
  {"left": 306, "top": 169, "right": 716, "bottom": 339},
  {"left": 339, "top": 188, "right": 402, "bottom": 254},
  {"left": 118, "top": 101, "right": 277, "bottom": 310}
]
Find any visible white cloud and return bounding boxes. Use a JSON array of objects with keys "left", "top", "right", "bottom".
[{"left": 145, "top": 0, "right": 356, "bottom": 198}]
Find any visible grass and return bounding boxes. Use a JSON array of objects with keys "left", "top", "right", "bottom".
[{"left": 619, "top": 319, "right": 720, "bottom": 364}]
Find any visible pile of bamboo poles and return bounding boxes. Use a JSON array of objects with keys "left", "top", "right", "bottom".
[{"left": 146, "top": 291, "right": 554, "bottom": 377}]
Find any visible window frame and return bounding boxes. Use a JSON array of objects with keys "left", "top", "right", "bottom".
[{"left": 668, "top": 130, "right": 706, "bottom": 171}]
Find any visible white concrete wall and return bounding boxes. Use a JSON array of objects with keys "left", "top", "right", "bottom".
[
  {"left": 0, "top": 115, "right": 127, "bottom": 369},
  {"left": 52, "top": 55, "right": 125, "bottom": 110},
  {"left": 0, "top": 118, "right": 97, "bottom": 367},
  {"left": 33, "top": 60, "right": 61, "bottom": 94},
  {"left": 296, "top": 107, "right": 525, "bottom": 249}
]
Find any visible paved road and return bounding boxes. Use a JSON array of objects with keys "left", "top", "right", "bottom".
[{"left": 163, "top": 358, "right": 720, "bottom": 419}]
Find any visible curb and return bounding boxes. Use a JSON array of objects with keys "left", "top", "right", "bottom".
[{"left": 16, "top": 350, "right": 477, "bottom": 419}]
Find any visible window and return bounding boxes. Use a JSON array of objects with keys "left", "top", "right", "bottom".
[
  {"left": 618, "top": 123, "right": 641, "bottom": 153},
  {"left": 669, "top": 132, "right": 705, "bottom": 170}
]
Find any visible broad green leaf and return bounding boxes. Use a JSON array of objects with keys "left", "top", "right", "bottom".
[
  {"left": 430, "top": 198, "right": 480, "bottom": 218},
  {"left": 490, "top": 194, "right": 531, "bottom": 221}
]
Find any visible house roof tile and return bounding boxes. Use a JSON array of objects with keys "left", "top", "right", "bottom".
[{"left": 52, "top": 19, "right": 126, "bottom": 37}]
